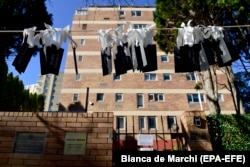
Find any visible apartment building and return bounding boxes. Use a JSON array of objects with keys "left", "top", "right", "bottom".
[
  {"left": 59, "top": 6, "right": 234, "bottom": 150},
  {"left": 38, "top": 72, "right": 64, "bottom": 111}
]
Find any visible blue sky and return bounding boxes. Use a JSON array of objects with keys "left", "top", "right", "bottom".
[{"left": 6, "top": 0, "right": 155, "bottom": 86}]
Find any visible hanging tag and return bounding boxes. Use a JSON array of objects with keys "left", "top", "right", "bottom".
[
  {"left": 46, "top": 44, "right": 64, "bottom": 75},
  {"left": 12, "top": 35, "right": 37, "bottom": 74},
  {"left": 39, "top": 40, "right": 49, "bottom": 75}
]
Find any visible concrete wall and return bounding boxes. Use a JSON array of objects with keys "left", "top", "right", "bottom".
[{"left": 0, "top": 112, "right": 113, "bottom": 167}]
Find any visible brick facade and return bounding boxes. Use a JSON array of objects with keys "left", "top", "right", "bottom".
[
  {"left": 180, "top": 110, "right": 212, "bottom": 151},
  {"left": 0, "top": 112, "right": 113, "bottom": 167},
  {"left": 59, "top": 6, "right": 236, "bottom": 115}
]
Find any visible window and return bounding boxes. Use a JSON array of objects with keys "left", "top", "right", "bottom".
[
  {"left": 163, "top": 73, "right": 171, "bottom": 81},
  {"left": 167, "top": 116, "right": 177, "bottom": 130},
  {"left": 131, "top": 10, "right": 142, "bottom": 16},
  {"left": 75, "top": 74, "right": 81, "bottom": 81},
  {"left": 186, "top": 73, "right": 196, "bottom": 81},
  {"left": 187, "top": 93, "right": 204, "bottom": 103},
  {"left": 73, "top": 93, "right": 78, "bottom": 102},
  {"left": 119, "top": 10, "right": 125, "bottom": 17},
  {"left": 75, "top": 9, "right": 88, "bottom": 15},
  {"left": 117, "top": 116, "right": 125, "bottom": 130},
  {"left": 137, "top": 93, "right": 144, "bottom": 108},
  {"left": 80, "top": 39, "right": 85, "bottom": 45},
  {"left": 134, "top": 24, "right": 147, "bottom": 29},
  {"left": 82, "top": 24, "right": 87, "bottom": 30},
  {"left": 115, "top": 93, "right": 123, "bottom": 101},
  {"left": 148, "top": 116, "right": 156, "bottom": 129},
  {"left": 117, "top": 24, "right": 124, "bottom": 27},
  {"left": 148, "top": 93, "right": 164, "bottom": 102},
  {"left": 96, "top": 93, "right": 104, "bottom": 101},
  {"left": 113, "top": 74, "right": 121, "bottom": 81},
  {"left": 144, "top": 73, "right": 157, "bottom": 81},
  {"left": 194, "top": 116, "right": 201, "bottom": 126},
  {"left": 138, "top": 116, "right": 145, "bottom": 130},
  {"left": 78, "top": 55, "right": 83, "bottom": 62},
  {"left": 218, "top": 93, "right": 224, "bottom": 102},
  {"left": 161, "top": 55, "right": 169, "bottom": 62}
]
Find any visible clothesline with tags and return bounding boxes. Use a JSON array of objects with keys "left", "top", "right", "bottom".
[
  {"left": 96, "top": 21, "right": 248, "bottom": 76},
  {"left": 12, "top": 23, "right": 79, "bottom": 76},
  {"left": 1, "top": 24, "right": 250, "bottom": 33},
  {"left": 97, "top": 22, "right": 158, "bottom": 76},
  {"left": 9, "top": 21, "right": 249, "bottom": 77},
  {"left": 174, "top": 20, "right": 244, "bottom": 73}
]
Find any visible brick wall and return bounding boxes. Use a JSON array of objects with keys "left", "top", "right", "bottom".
[
  {"left": 180, "top": 110, "right": 212, "bottom": 151},
  {"left": 0, "top": 112, "right": 113, "bottom": 167}
]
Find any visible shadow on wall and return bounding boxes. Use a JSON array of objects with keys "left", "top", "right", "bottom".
[{"left": 58, "top": 102, "right": 85, "bottom": 112}]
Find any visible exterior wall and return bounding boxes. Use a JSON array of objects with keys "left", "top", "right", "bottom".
[
  {"left": 60, "top": 6, "right": 236, "bottom": 115},
  {"left": 180, "top": 110, "right": 212, "bottom": 151},
  {"left": 0, "top": 111, "right": 113, "bottom": 167},
  {"left": 38, "top": 73, "right": 64, "bottom": 111}
]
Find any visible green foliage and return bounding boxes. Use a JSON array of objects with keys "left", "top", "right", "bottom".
[
  {"left": 207, "top": 114, "right": 250, "bottom": 150},
  {"left": 0, "top": 0, "right": 52, "bottom": 111},
  {"left": 0, "top": 0, "right": 53, "bottom": 58},
  {"left": 1, "top": 72, "right": 44, "bottom": 112},
  {"left": 154, "top": 0, "right": 250, "bottom": 52}
]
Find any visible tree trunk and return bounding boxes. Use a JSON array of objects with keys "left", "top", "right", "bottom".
[
  {"left": 225, "top": 66, "right": 245, "bottom": 114},
  {"left": 203, "top": 67, "right": 221, "bottom": 114}
]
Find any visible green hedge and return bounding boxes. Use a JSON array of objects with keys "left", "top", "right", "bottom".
[{"left": 207, "top": 114, "right": 250, "bottom": 151}]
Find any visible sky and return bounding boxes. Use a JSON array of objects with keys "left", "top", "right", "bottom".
[{"left": 6, "top": 0, "right": 155, "bottom": 86}]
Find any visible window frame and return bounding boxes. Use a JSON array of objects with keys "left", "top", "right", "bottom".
[
  {"left": 119, "top": 10, "right": 125, "bottom": 17},
  {"left": 137, "top": 93, "right": 144, "bottom": 108},
  {"left": 138, "top": 116, "right": 146, "bottom": 130},
  {"left": 131, "top": 10, "right": 142, "bottom": 17},
  {"left": 218, "top": 93, "right": 224, "bottom": 102},
  {"left": 148, "top": 93, "right": 164, "bottom": 102},
  {"left": 78, "top": 55, "right": 83, "bottom": 62},
  {"left": 75, "top": 9, "right": 88, "bottom": 15},
  {"left": 82, "top": 24, "right": 87, "bottom": 30},
  {"left": 116, "top": 116, "right": 125, "bottom": 130},
  {"left": 161, "top": 55, "right": 169, "bottom": 62},
  {"left": 115, "top": 93, "right": 123, "bottom": 102},
  {"left": 167, "top": 116, "right": 177, "bottom": 130},
  {"left": 194, "top": 116, "right": 201, "bottom": 126},
  {"left": 187, "top": 93, "right": 204, "bottom": 103},
  {"left": 80, "top": 39, "right": 85, "bottom": 45},
  {"left": 134, "top": 24, "right": 147, "bottom": 29},
  {"left": 186, "top": 73, "right": 196, "bottom": 81},
  {"left": 96, "top": 93, "right": 104, "bottom": 101},
  {"left": 147, "top": 116, "right": 156, "bottom": 130},
  {"left": 113, "top": 74, "right": 121, "bottom": 81},
  {"left": 73, "top": 93, "right": 79, "bottom": 102},
  {"left": 75, "top": 73, "right": 81, "bottom": 81},
  {"left": 163, "top": 73, "right": 171, "bottom": 81},
  {"left": 144, "top": 73, "right": 157, "bottom": 81}
]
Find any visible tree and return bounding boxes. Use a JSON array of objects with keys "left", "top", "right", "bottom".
[
  {"left": 2, "top": 72, "right": 45, "bottom": 111},
  {"left": 154, "top": 0, "right": 250, "bottom": 114},
  {"left": 0, "top": 0, "right": 53, "bottom": 110},
  {"left": 234, "top": 71, "right": 250, "bottom": 113}
]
